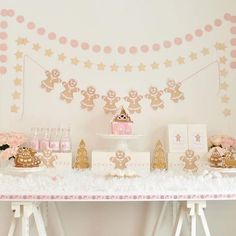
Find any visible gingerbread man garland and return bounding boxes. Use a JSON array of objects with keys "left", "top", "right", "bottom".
[
  {"left": 145, "top": 86, "right": 164, "bottom": 110},
  {"left": 180, "top": 149, "right": 199, "bottom": 173},
  {"left": 124, "top": 90, "right": 143, "bottom": 114},
  {"left": 60, "top": 79, "right": 80, "bottom": 103},
  {"left": 110, "top": 150, "right": 131, "bottom": 169},
  {"left": 102, "top": 90, "right": 121, "bottom": 114},
  {"left": 80, "top": 86, "right": 100, "bottom": 111},
  {"left": 41, "top": 69, "right": 61, "bottom": 92},
  {"left": 164, "top": 80, "right": 184, "bottom": 103}
]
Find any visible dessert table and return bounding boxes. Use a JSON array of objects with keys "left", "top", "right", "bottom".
[{"left": 1, "top": 168, "right": 236, "bottom": 236}]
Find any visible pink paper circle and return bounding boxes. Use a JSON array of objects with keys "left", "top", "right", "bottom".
[
  {"left": 118, "top": 46, "right": 126, "bottom": 54},
  {"left": 0, "top": 55, "right": 7, "bottom": 62},
  {"left": 0, "top": 66, "right": 7, "bottom": 74},
  {"left": 37, "top": 27, "right": 45, "bottom": 35},
  {"left": 152, "top": 43, "right": 160, "bottom": 51},
  {"left": 104, "top": 46, "right": 112, "bottom": 54},
  {"left": 141, "top": 45, "right": 149, "bottom": 53},
  {"left": 70, "top": 40, "right": 78, "bottom": 48},
  {"left": 214, "top": 19, "right": 222, "bottom": 27},
  {"left": 224, "top": 13, "right": 231, "bottom": 21},
  {"left": 231, "top": 50, "right": 236, "bottom": 58},
  {"left": 48, "top": 32, "right": 56, "bottom": 40},
  {"left": 230, "top": 61, "right": 236, "bottom": 69},
  {"left": 129, "top": 46, "right": 137, "bottom": 54},
  {"left": 0, "top": 32, "right": 7, "bottom": 40},
  {"left": 231, "top": 16, "right": 236, "bottom": 23},
  {"left": 0, "top": 9, "right": 8, "bottom": 17},
  {"left": 163, "top": 40, "right": 172, "bottom": 48},
  {"left": 174, "top": 37, "right": 182, "bottom": 45},
  {"left": 231, "top": 27, "right": 236, "bottom": 34},
  {"left": 204, "top": 24, "right": 212, "bottom": 32},
  {"left": 195, "top": 29, "right": 203, "bottom": 37},
  {"left": 81, "top": 42, "right": 89, "bottom": 50},
  {"left": 231, "top": 38, "right": 236, "bottom": 46},
  {"left": 0, "top": 21, "right": 8, "bottom": 29},
  {"left": 93, "top": 45, "right": 101, "bottom": 53},
  {"left": 59, "top": 36, "right": 67, "bottom": 44},
  {"left": 16, "top": 16, "right": 24, "bottom": 23},
  {"left": 27, "top": 22, "right": 35, "bottom": 30},
  {"left": 7, "top": 9, "right": 15, "bottom": 17},
  {"left": 185, "top": 34, "right": 193, "bottom": 42},
  {"left": 0, "top": 44, "right": 7, "bottom": 51}
]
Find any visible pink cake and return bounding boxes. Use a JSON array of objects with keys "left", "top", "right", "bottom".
[{"left": 111, "top": 107, "right": 133, "bottom": 135}]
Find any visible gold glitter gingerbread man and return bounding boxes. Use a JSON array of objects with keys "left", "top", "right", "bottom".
[
  {"left": 124, "top": 90, "right": 143, "bottom": 114},
  {"left": 180, "top": 149, "right": 199, "bottom": 172},
  {"left": 60, "top": 79, "right": 80, "bottom": 103},
  {"left": 145, "top": 86, "right": 164, "bottom": 110},
  {"left": 38, "top": 149, "right": 57, "bottom": 168},
  {"left": 110, "top": 150, "right": 131, "bottom": 169},
  {"left": 81, "top": 86, "right": 99, "bottom": 111},
  {"left": 164, "top": 80, "right": 184, "bottom": 103},
  {"left": 41, "top": 69, "right": 61, "bottom": 92},
  {"left": 102, "top": 90, "right": 120, "bottom": 114}
]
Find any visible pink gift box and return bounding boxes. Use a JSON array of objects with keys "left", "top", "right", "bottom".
[{"left": 111, "top": 122, "right": 133, "bottom": 135}]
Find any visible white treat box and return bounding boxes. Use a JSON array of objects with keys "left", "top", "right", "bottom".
[
  {"left": 168, "top": 124, "right": 208, "bottom": 153},
  {"left": 36, "top": 152, "right": 72, "bottom": 169},
  {"left": 92, "top": 151, "right": 150, "bottom": 175}
]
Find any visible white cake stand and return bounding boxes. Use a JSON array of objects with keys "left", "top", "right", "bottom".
[{"left": 97, "top": 133, "right": 143, "bottom": 151}]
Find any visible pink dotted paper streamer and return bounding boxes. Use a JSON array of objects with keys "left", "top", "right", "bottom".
[
  {"left": 0, "top": 18, "right": 8, "bottom": 75},
  {"left": 0, "top": 8, "right": 230, "bottom": 55},
  {"left": 228, "top": 13, "right": 236, "bottom": 69}
]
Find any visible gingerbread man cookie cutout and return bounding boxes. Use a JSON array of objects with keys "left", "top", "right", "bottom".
[
  {"left": 38, "top": 149, "right": 57, "bottom": 168},
  {"left": 60, "top": 79, "right": 80, "bottom": 103},
  {"left": 180, "top": 149, "right": 199, "bottom": 172},
  {"left": 102, "top": 90, "right": 120, "bottom": 114},
  {"left": 81, "top": 86, "right": 99, "bottom": 111},
  {"left": 110, "top": 150, "right": 131, "bottom": 169},
  {"left": 41, "top": 69, "right": 61, "bottom": 92},
  {"left": 145, "top": 86, "right": 164, "bottom": 110},
  {"left": 164, "top": 80, "right": 184, "bottom": 103},
  {"left": 124, "top": 90, "right": 143, "bottom": 114}
]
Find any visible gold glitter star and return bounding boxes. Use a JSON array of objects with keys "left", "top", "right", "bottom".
[
  {"left": 151, "top": 62, "right": 159, "bottom": 70},
  {"left": 138, "top": 63, "right": 146, "bottom": 71},
  {"left": 97, "top": 63, "right": 105, "bottom": 70},
  {"left": 189, "top": 52, "right": 197, "bottom": 60},
  {"left": 14, "top": 64, "right": 22, "bottom": 72},
  {"left": 12, "top": 91, "right": 21, "bottom": 100},
  {"left": 32, "top": 43, "right": 41, "bottom": 51},
  {"left": 201, "top": 48, "right": 209, "bottom": 56},
  {"left": 110, "top": 64, "right": 118, "bottom": 72},
  {"left": 219, "top": 56, "right": 227, "bottom": 64},
  {"left": 177, "top": 56, "right": 185, "bottom": 65},
  {"left": 45, "top": 49, "right": 53, "bottom": 57},
  {"left": 164, "top": 59, "right": 172, "bottom": 67},
  {"left": 10, "top": 104, "right": 19, "bottom": 113},
  {"left": 58, "top": 53, "right": 66, "bottom": 62},
  {"left": 220, "top": 69, "right": 228, "bottom": 77},
  {"left": 215, "top": 42, "right": 226, "bottom": 51},
  {"left": 84, "top": 60, "right": 92, "bottom": 68},
  {"left": 223, "top": 108, "right": 231, "bottom": 117},
  {"left": 14, "top": 78, "right": 22, "bottom": 86},
  {"left": 15, "top": 51, "right": 23, "bottom": 59},
  {"left": 71, "top": 57, "right": 79, "bottom": 65},
  {"left": 221, "top": 95, "right": 230, "bottom": 103},
  {"left": 220, "top": 82, "right": 229, "bottom": 90},
  {"left": 16, "top": 37, "right": 28, "bottom": 45},
  {"left": 124, "top": 64, "right": 132, "bottom": 72}
]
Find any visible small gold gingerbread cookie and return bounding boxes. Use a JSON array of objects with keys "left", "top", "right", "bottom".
[
  {"left": 38, "top": 149, "right": 57, "bottom": 168},
  {"left": 81, "top": 86, "right": 99, "bottom": 111},
  {"left": 60, "top": 79, "right": 80, "bottom": 103},
  {"left": 102, "top": 90, "right": 120, "bottom": 114},
  {"left": 41, "top": 69, "right": 61, "bottom": 92},
  {"left": 110, "top": 150, "right": 131, "bottom": 169},
  {"left": 124, "top": 90, "right": 143, "bottom": 114},
  {"left": 145, "top": 86, "right": 164, "bottom": 110},
  {"left": 180, "top": 149, "right": 199, "bottom": 173},
  {"left": 164, "top": 80, "right": 184, "bottom": 103}
]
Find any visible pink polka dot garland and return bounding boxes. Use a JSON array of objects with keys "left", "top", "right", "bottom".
[
  {"left": 48, "top": 32, "right": 56, "bottom": 40},
  {"left": 93, "top": 45, "right": 101, "bottom": 53},
  {"left": 0, "top": 66, "right": 7, "bottom": 74},
  {"left": 231, "top": 27, "right": 236, "bottom": 34},
  {"left": 214, "top": 19, "right": 222, "bottom": 27},
  {"left": 231, "top": 50, "right": 236, "bottom": 58},
  {"left": 0, "top": 32, "right": 7, "bottom": 40},
  {"left": 185, "top": 34, "right": 193, "bottom": 42},
  {"left": 204, "top": 24, "right": 212, "bottom": 32},
  {"left": 59, "top": 36, "right": 67, "bottom": 44},
  {"left": 0, "top": 55, "right": 7, "bottom": 63},
  {"left": 7, "top": 9, "right": 15, "bottom": 17},
  {"left": 0, "top": 21, "right": 8, "bottom": 29},
  {"left": 104, "top": 46, "right": 112, "bottom": 54},
  {"left": 0, "top": 9, "right": 8, "bottom": 17},
  {"left": 81, "top": 42, "right": 89, "bottom": 50},
  {"left": 174, "top": 38, "right": 182, "bottom": 45},
  {"left": 129, "top": 46, "right": 137, "bottom": 54},
  {"left": 152, "top": 43, "right": 160, "bottom": 51},
  {"left": 37, "top": 27, "right": 45, "bottom": 35},
  {"left": 230, "top": 62, "right": 236, "bottom": 69},
  {"left": 118, "top": 46, "right": 126, "bottom": 54},
  {"left": 163, "top": 41, "right": 171, "bottom": 48},
  {"left": 27, "top": 22, "right": 35, "bottom": 30},
  {"left": 141, "top": 45, "right": 149, "bottom": 53},
  {"left": 224, "top": 13, "right": 231, "bottom": 21},
  {"left": 0, "top": 44, "right": 7, "bottom": 51},
  {"left": 70, "top": 40, "right": 78, "bottom": 48},
  {"left": 195, "top": 29, "right": 203, "bottom": 37},
  {"left": 16, "top": 15, "right": 24, "bottom": 23}
]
